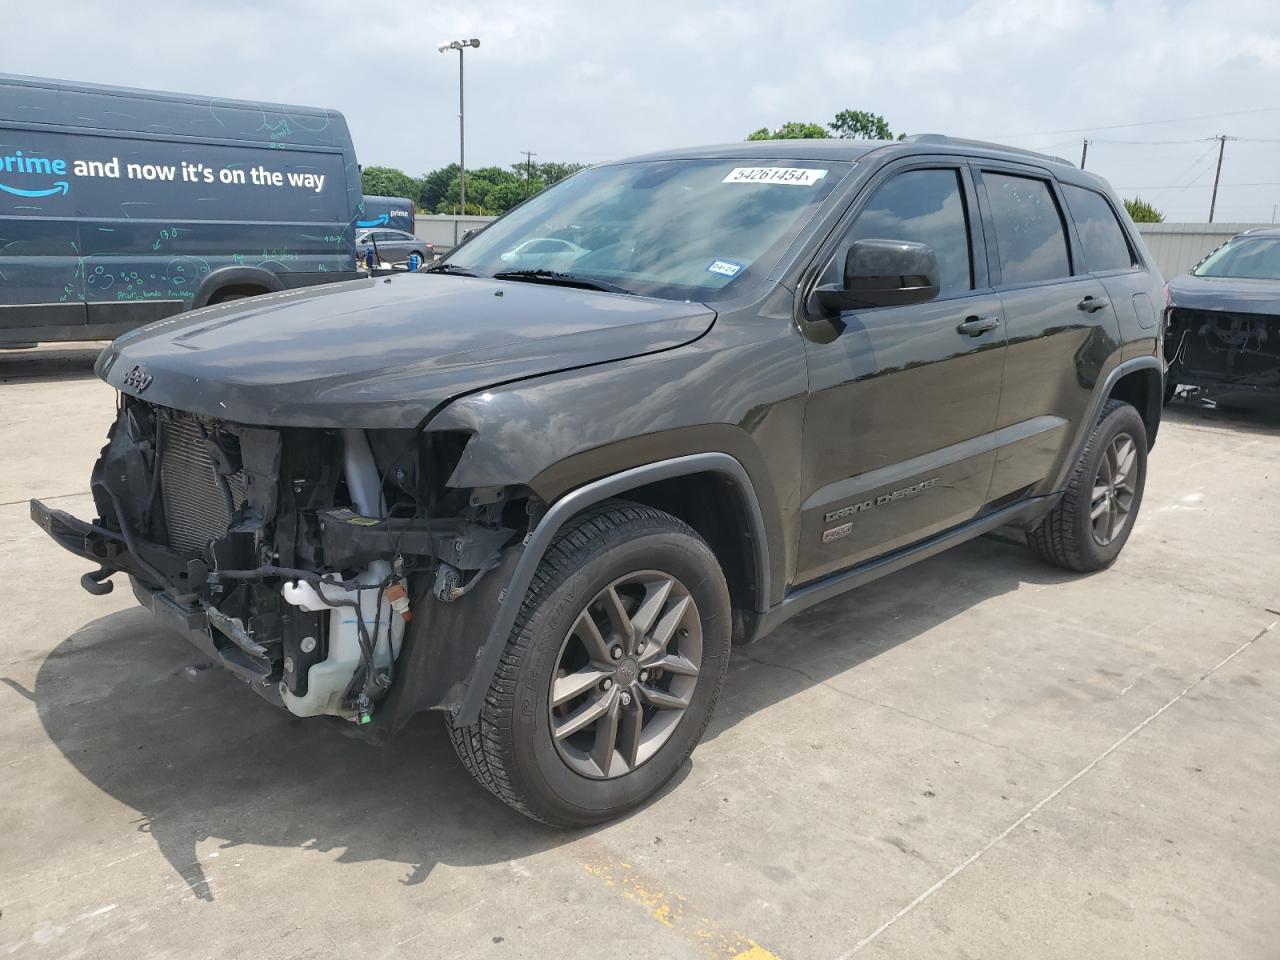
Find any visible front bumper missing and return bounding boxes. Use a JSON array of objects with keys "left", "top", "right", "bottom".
[{"left": 30, "top": 497, "right": 283, "bottom": 705}]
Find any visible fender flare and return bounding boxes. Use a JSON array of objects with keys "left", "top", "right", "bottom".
[
  {"left": 453, "top": 452, "right": 771, "bottom": 726},
  {"left": 1050, "top": 354, "right": 1163, "bottom": 492},
  {"left": 192, "top": 266, "right": 285, "bottom": 308}
]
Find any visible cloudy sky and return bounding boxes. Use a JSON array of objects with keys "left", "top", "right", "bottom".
[{"left": 4, "top": 0, "right": 1279, "bottom": 221}]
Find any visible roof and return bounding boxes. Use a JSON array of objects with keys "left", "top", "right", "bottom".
[
  {"left": 604, "top": 134, "right": 1076, "bottom": 171},
  {"left": 0, "top": 73, "right": 351, "bottom": 149},
  {"left": 606, "top": 139, "right": 890, "bottom": 165}
]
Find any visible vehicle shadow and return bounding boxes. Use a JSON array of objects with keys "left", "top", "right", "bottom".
[
  {"left": 14, "top": 535, "right": 1073, "bottom": 901},
  {"left": 0, "top": 345, "right": 105, "bottom": 384},
  {"left": 1163, "top": 393, "right": 1280, "bottom": 436}
]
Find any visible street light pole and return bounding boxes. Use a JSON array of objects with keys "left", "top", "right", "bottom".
[{"left": 437, "top": 38, "right": 480, "bottom": 246}]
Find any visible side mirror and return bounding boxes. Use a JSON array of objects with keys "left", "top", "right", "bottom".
[{"left": 815, "top": 238, "right": 941, "bottom": 311}]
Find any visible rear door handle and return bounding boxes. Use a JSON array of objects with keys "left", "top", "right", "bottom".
[
  {"left": 1078, "top": 295, "right": 1110, "bottom": 313},
  {"left": 957, "top": 315, "right": 1001, "bottom": 336}
]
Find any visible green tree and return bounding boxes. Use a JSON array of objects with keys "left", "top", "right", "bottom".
[
  {"left": 534, "top": 160, "right": 587, "bottom": 185},
  {"left": 830, "top": 109, "right": 903, "bottom": 141},
  {"left": 360, "top": 165, "right": 420, "bottom": 200},
  {"left": 1124, "top": 197, "right": 1164, "bottom": 223},
  {"left": 487, "top": 178, "right": 534, "bottom": 212},
  {"left": 746, "top": 121, "right": 829, "bottom": 140},
  {"left": 418, "top": 163, "right": 460, "bottom": 213}
]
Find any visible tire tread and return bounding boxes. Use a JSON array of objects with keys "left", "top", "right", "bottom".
[
  {"left": 446, "top": 500, "right": 720, "bottom": 825},
  {"left": 1028, "top": 398, "right": 1138, "bottom": 572}
]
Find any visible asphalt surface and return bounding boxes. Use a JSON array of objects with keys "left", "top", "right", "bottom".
[{"left": 1, "top": 346, "right": 1278, "bottom": 959}]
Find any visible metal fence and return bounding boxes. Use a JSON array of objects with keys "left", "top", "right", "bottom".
[
  {"left": 1135, "top": 222, "right": 1270, "bottom": 280},
  {"left": 413, "top": 214, "right": 498, "bottom": 253}
]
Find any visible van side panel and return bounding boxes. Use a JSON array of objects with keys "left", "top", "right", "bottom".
[
  {"left": 0, "top": 74, "right": 359, "bottom": 345},
  {"left": 359, "top": 195, "right": 417, "bottom": 232}
]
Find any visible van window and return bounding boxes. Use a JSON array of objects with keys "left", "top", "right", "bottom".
[
  {"left": 843, "top": 168, "right": 973, "bottom": 295},
  {"left": 983, "top": 172, "right": 1071, "bottom": 285},
  {"left": 1063, "top": 184, "right": 1134, "bottom": 273}
]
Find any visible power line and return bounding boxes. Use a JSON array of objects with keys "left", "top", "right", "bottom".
[
  {"left": 997, "top": 105, "right": 1280, "bottom": 139},
  {"left": 1117, "top": 180, "right": 1280, "bottom": 190}
]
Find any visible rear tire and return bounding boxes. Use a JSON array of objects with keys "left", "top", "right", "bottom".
[
  {"left": 446, "top": 500, "right": 731, "bottom": 826},
  {"left": 1028, "top": 399, "right": 1147, "bottom": 572}
]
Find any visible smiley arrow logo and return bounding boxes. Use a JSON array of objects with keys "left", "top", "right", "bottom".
[{"left": 0, "top": 179, "right": 70, "bottom": 198}]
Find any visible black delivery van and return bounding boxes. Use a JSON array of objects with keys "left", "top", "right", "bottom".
[
  {"left": 358, "top": 194, "right": 416, "bottom": 232},
  {"left": 0, "top": 74, "right": 361, "bottom": 346}
]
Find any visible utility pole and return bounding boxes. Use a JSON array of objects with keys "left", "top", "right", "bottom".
[
  {"left": 437, "top": 38, "right": 480, "bottom": 245},
  {"left": 1208, "top": 134, "right": 1235, "bottom": 223},
  {"left": 1080, "top": 138, "right": 1089, "bottom": 170},
  {"left": 521, "top": 150, "right": 537, "bottom": 197}
]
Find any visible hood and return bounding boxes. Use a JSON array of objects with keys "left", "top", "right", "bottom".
[
  {"left": 1166, "top": 272, "right": 1280, "bottom": 315},
  {"left": 96, "top": 274, "right": 716, "bottom": 428}
]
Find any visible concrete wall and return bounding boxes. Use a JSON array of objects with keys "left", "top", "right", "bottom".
[
  {"left": 413, "top": 214, "right": 498, "bottom": 252},
  {"left": 1135, "top": 222, "right": 1269, "bottom": 280}
]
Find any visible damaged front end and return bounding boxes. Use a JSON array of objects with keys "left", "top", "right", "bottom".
[
  {"left": 1165, "top": 307, "right": 1280, "bottom": 397},
  {"left": 32, "top": 396, "right": 522, "bottom": 730}
]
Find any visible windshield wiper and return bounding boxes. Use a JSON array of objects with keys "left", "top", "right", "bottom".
[
  {"left": 424, "top": 261, "right": 485, "bottom": 277},
  {"left": 492, "top": 270, "right": 633, "bottom": 296}
]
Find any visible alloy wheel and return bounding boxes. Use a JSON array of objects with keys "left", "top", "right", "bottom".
[
  {"left": 549, "top": 570, "right": 702, "bottom": 779},
  {"left": 1091, "top": 432, "right": 1137, "bottom": 546}
]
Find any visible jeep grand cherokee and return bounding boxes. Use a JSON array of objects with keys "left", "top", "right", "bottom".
[{"left": 32, "top": 135, "right": 1164, "bottom": 825}]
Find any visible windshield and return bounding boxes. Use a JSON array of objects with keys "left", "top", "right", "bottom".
[
  {"left": 444, "top": 158, "right": 850, "bottom": 301},
  {"left": 1193, "top": 235, "right": 1280, "bottom": 280}
]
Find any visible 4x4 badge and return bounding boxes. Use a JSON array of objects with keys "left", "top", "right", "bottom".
[{"left": 122, "top": 364, "right": 153, "bottom": 393}]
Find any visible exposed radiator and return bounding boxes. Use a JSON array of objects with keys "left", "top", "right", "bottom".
[{"left": 158, "top": 414, "right": 246, "bottom": 554}]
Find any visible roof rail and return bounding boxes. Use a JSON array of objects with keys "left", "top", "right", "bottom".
[{"left": 901, "top": 133, "right": 1074, "bottom": 167}]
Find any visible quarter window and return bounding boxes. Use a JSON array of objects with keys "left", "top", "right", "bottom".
[
  {"left": 842, "top": 168, "right": 974, "bottom": 296},
  {"left": 1063, "top": 185, "right": 1134, "bottom": 273},
  {"left": 983, "top": 172, "right": 1071, "bottom": 285}
]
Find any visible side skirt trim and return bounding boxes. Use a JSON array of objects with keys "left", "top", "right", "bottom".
[{"left": 750, "top": 494, "right": 1057, "bottom": 642}]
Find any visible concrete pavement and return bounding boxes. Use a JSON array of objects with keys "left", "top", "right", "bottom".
[{"left": 1, "top": 347, "right": 1277, "bottom": 959}]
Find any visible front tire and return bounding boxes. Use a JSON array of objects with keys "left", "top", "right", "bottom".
[
  {"left": 1028, "top": 399, "right": 1147, "bottom": 572},
  {"left": 447, "top": 501, "right": 732, "bottom": 826}
]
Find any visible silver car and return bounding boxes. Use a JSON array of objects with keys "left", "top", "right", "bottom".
[{"left": 356, "top": 229, "right": 433, "bottom": 266}]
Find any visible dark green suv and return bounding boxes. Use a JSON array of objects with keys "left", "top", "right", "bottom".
[{"left": 33, "top": 135, "right": 1163, "bottom": 825}]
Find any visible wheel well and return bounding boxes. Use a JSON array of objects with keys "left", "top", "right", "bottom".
[
  {"left": 208, "top": 284, "right": 270, "bottom": 304},
  {"left": 1107, "top": 367, "right": 1162, "bottom": 448},
  {"left": 619, "top": 471, "right": 762, "bottom": 638}
]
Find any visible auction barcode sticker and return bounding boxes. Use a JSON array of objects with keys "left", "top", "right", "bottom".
[{"left": 722, "top": 167, "right": 828, "bottom": 186}]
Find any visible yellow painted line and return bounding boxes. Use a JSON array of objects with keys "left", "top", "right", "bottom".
[{"left": 579, "top": 853, "right": 781, "bottom": 960}]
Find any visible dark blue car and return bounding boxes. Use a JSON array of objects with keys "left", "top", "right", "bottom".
[{"left": 1165, "top": 227, "right": 1280, "bottom": 400}]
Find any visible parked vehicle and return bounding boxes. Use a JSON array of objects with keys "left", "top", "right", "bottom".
[
  {"left": 1164, "top": 227, "right": 1280, "bottom": 400},
  {"left": 355, "top": 227, "right": 432, "bottom": 266},
  {"left": 0, "top": 74, "right": 361, "bottom": 347},
  {"left": 358, "top": 194, "right": 415, "bottom": 232},
  {"left": 498, "top": 236, "right": 589, "bottom": 271},
  {"left": 32, "top": 136, "right": 1164, "bottom": 827}
]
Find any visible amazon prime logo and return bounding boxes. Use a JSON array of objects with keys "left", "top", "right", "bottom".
[{"left": 121, "top": 364, "right": 153, "bottom": 393}]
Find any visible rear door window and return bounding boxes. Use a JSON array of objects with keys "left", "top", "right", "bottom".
[
  {"left": 1062, "top": 184, "right": 1134, "bottom": 273},
  {"left": 983, "top": 172, "right": 1071, "bottom": 285}
]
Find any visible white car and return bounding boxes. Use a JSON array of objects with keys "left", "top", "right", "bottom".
[{"left": 498, "top": 237, "right": 587, "bottom": 272}]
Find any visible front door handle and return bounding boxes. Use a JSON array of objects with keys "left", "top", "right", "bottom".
[
  {"left": 957, "top": 315, "right": 1001, "bottom": 336},
  {"left": 1078, "top": 295, "right": 1110, "bottom": 313}
]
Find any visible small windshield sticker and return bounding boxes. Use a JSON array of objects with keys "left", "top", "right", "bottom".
[
  {"left": 722, "top": 167, "right": 828, "bottom": 186},
  {"left": 706, "top": 258, "right": 744, "bottom": 278}
]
